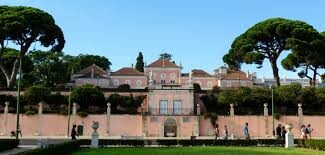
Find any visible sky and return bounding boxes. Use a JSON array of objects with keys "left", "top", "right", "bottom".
[{"left": 1, "top": 0, "right": 325, "bottom": 78}]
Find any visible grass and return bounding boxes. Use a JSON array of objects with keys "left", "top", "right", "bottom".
[{"left": 72, "top": 147, "right": 325, "bottom": 155}]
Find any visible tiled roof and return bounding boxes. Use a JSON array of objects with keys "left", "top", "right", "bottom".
[
  {"left": 146, "top": 59, "right": 179, "bottom": 68},
  {"left": 192, "top": 69, "right": 213, "bottom": 77},
  {"left": 75, "top": 64, "right": 107, "bottom": 75},
  {"left": 220, "top": 69, "right": 251, "bottom": 80},
  {"left": 110, "top": 67, "right": 145, "bottom": 76}
]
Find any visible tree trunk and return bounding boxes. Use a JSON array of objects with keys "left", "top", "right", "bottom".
[
  {"left": 270, "top": 60, "right": 280, "bottom": 86},
  {"left": 312, "top": 67, "right": 318, "bottom": 87}
]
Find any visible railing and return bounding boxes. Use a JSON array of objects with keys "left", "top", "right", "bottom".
[{"left": 143, "top": 108, "right": 195, "bottom": 115}]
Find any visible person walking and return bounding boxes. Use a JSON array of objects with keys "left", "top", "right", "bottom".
[
  {"left": 213, "top": 124, "right": 219, "bottom": 144},
  {"left": 223, "top": 125, "right": 228, "bottom": 140},
  {"left": 306, "top": 124, "right": 313, "bottom": 139},
  {"left": 71, "top": 125, "right": 79, "bottom": 140},
  {"left": 281, "top": 126, "right": 286, "bottom": 139},
  {"left": 276, "top": 124, "right": 282, "bottom": 139},
  {"left": 243, "top": 123, "right": 250, "bottom": 140},
  {"left": 300, "top": 125, "right": 307, "bottom": 140},
  {"left": 17, "top": 125, "right": 22, "bottom": 137}
]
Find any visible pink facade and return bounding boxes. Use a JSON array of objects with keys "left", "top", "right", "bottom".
[
  {"left": 219, "top": 80, "right": 253, "bottom": 88},
  {"left": 192, "top": 77, "right": 218, "bottom": 89},
  {"left": 145, "top": 68, "right": 181, "bottom": 84},
  {"left": 1, "top": 114, "right": 325, "bottom": 138},
  {"left": 75, "top": 78, "right": 110, "bottom": 87},
  {"left": 109, "top": 76, "right": 147, "bottom": 89}
]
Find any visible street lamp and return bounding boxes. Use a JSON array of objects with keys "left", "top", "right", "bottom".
[
  {"left": 67, "top": 85, "right": 72, "bottom": 137},
  {"left": 270, "top": 85, "right": 275, "bottom": 138},
  {"left": 15, "top": 58, "right": 22, "bottom": 140}
]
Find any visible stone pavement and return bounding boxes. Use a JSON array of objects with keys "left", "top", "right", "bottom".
[{"left": 0, "top": 145, "right": 36, "bottom": 155}]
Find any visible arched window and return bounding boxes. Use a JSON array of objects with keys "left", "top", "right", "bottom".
[{"left": 136, "top": 80, "right": 142, "bottom": 86}]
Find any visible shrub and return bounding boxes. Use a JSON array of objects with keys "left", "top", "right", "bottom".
[
  {"left": 193, "top": 83, "right": 201, "bottom": 92},
  {"left": 23, "top": 85, "right": 51, "bottom": 105},
  {"left": 0, "top": 139, "right": 19, "bottom": 152},
  {"left": 70, "top": 84, "right": 105, "bottom": 108},
  {"left": 304, "top": 139, "right": 325, "bottom": 151},
  {"left": 77, "top": 111, "right": 88, "bottom": 118},
  {"left": 274, "top": 113, "right": 281, "bottom": 120},
  {"left": 117, "top": 84, "right": 131, "bottom": 91},
  {"left": 25, "top": 110, "right": 36, "bottom": 115},
  {"left": 16, "top": 140, "right": 87, "bottom": 155}
]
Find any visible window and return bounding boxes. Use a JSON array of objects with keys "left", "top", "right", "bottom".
[
  {"left": 207, "top": 81, "right": 213, "bottom": 87},
  {"left": 161, "top": 80, "right": 166, "bottom": 83},
  {"left": 170, "top": 80, "right": 175, "bottom": 83},
  {"left": 173, "top": 100, "right": 182, "bottom": 115},
  {"left": 242, "top": 81, "right": 246, "bottom": 86},
  {"left": 153, "top": 80, "right": 156, "bottom": 84},
  {"left": 227, "top": 82, "right": 231, "bottom": 87},
  {"left": 114, "top": 80, "right": 119, "bottom": 86},
  {"left": 125, "top": 80, "right": 131, "bottom": 85},
  {"left": 170, "top": 73, "right": 176, "bottom": 79},
  {"left": 159, "top": 100, "right": 168, "bottom": 114},
  {"left": 136, "top": 80, "right": 142, "bottom": 86},
  {"left": 160, "top": 73, "right": 166, "bottom": 79}
]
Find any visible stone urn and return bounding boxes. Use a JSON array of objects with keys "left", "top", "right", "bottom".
[
  {"left": 92, "top": 121, "right": 99, "bottom": 133},
  {"left": 285, "top": 123, "right": 293, "bottom": 133}
]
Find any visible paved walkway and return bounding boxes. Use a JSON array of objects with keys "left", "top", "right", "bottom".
[{"left": 0, "top": 145, "right": 36, "bottom": 155}]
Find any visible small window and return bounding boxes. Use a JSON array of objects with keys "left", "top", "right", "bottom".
[
  {"left": 160, "top": 73, "right": 166, "bottom": 79},
  {"left": 114, "top": 80, "right": 119, "bottom": 86},
  {"left": 125, "top": 80, "right": 131, "bottom": 85},
  {"left": 161, "top": 80, "right": 166, "bottom": 83},
  {"left": 171, "top": 80, "right": 175, "bottom": 83},
  {"left": 242, "top": 82, "right": 246, "bottom": 86},
  {"left": 136, "top": 80, "right": 142, "bottom": 86},
  {"left": 227, "top": 82, "right": 231, "bottom": 87},
  {"left": 207, "top": 81, "right": 213, "bottom": 87},
  {"left": 170, "top": 73, "right": 176, "bottom": 79}
]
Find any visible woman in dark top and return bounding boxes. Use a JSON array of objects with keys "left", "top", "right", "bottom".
[
  {"left": 71, "top": 125, "right": 78, "bottom": 140},
  {"left": 281, "top": 126, "right": 287, "bottom": 139}
]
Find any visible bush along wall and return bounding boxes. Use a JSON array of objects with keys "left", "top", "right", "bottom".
[
  {"left": 303, "top": 139, "right": 325, "bottom": 151},
  {"left": 0, "top": 139, "right": 19, "bottom": 152}
]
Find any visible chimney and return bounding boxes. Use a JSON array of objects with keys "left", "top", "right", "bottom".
[
  {"left": 132, "top": 64, "right": 133, "bottom": 68},
  {"left": 106, "top": 69, "right": 111, "bottom": 76},
  {"left": 262, "top": 76, "right": 265, "bottom": 83},
  {"left": 246, "top": 70, "right": 250, "bottom": 78}
]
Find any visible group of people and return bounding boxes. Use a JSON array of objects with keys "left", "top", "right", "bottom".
[
  {"left": 275, "top": 124, "right": 287, "bottom": 139},
  {"left": 301, "top": 124, "right": 313, "bottom": 140},
  {"left": 214, "top": 124, "right": 229, "bottom": 141}
]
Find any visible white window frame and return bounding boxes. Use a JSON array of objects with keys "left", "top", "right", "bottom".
[
  {"left": 227, "top": 81, "right": 231, "bottom": 87},
  {"left": 207, "top": 81, "right": 213, "bottom": 87},
  {"left": 160, "top": 73, "right": 166, "bottom": 79},
  {"left": 242, "top": 81, "right": 246, "bottom": 86},
  {"left": 170, "top": 73, "right": 176, "bottom": 79},
  {"left": 173, "top": 100, "right": 182, "bottom": 115},
  {"left": 125, "top": 80, "right": 131, "bottom": 85},
  {"left": 114, "top": 79, "right": 119, "bottom": 86},
  {"left": 159, "top": 100, "right": 168, "bottom": 114},
  {"left": 136, "top": 80, "right": 142, "bottom": 86}
]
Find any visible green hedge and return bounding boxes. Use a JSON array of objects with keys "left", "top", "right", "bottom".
[
  {"left": 76, "top": 139, "right": 286, "bottom": 147},
  {"left": 16, "top": 140, "right": 87, "bottom": 155},
  {"left": 0, "top": 139, "right": 19, "bottom": 152},
  {"left": 304, "top": 139, "right": 325, "bottom": 151}
]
